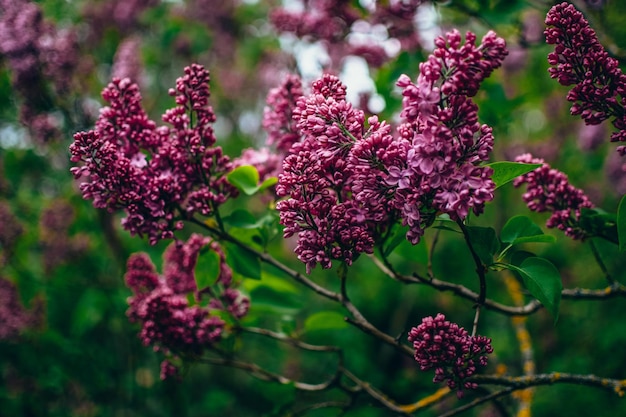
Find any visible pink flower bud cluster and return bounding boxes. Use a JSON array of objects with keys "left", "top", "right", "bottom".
[
  {"left": 408, "top": 314, "right": 493, "bottom": 398},
  {"left": 545, "top": 2, "right": 626, "bottom": 153},
  {"left": 112, "top": 36, "right": 143, "bottom": 83},
  {"left": 269, "top": 0, "right": 423, "bottom": 69},
  {"left": 70, "top": 64, "right": 238, "bottom": 244},
  {"left": 39, "top": 200, "right": 89, "bottom": 273},
  {"left": 0, "top": 277, "right": 37, "bottom": 340},
  {"left": 0, "top": 0, "right": 79, "bottom": 143},
  {"left": 0, "top": 201, "right": 23, "bottom": 265},
  {"left": 125, "top": 234, "right": 249, "bottom": 379},
  {"left": 276, "top": 30, "right": 507, "bottom": 271},
  {"left": 514, "top": 154, "right": 594, "bottom": 240}
]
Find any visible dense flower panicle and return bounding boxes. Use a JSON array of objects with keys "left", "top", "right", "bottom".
[
  {"left": 513, "top": 154, "right": 594, "bottom": 239},
  {"left": 269, "top": 0, "right": 425, "bottom": 69},
  {"left": 0, "top": 277, "right": 34, "bottom": 340},
  {"left": 39, "top": 200, "right": 89, "bottom": 273},
  {"left": 82, "top": 0, "right": 159, "bottom": 35},
  {"left": 70, "top": 64, "right": 237, "bottom": 244},
  {"left": 0, "top": 201, "right": 24, "bottom": 264},
  {"left": 277, "top": 75, "right": 379, "bottom": 271},
  {"left": 262, "top": 74, "right": 304, "bottom": 153},
  {"left": 408, "top": 314, "right": 493, "bottom": 398},
  {"left": 276, "top": 30, "right": 506, "bottom": 271},
  {"left": 112, "top": 36, "right": 143, "bottom": 83},
  {"left": 382, "top": 30, "right": 504, "bottom": 240},
  {"left": 545, "top": 2, "right": 626, "bottom": 148},
  {"left": 0, "top": 0, "right": 79, "bottom": 143},
  {"left": 125, "top": 235, "right": 249, "bottom": 378}
]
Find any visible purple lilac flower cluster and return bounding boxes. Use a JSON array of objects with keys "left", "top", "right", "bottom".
[
  {"left": 0, "top": 0, "right": 79, "bottom": 143},
  {"left": 408, "top": 314, "right": 493, "bottom": 398},
  {"left": 276, "top": 74, "right": 376, "bottom": 272},
  {"left": 39, "top": 200, "right": 89, "bottom": 273},
  {"left": 0, "top": 277, "right": 38, "bottom": 340},
  {"left": 0, "top": 201, "right": 23, "bottom": 265},
  {"left": 275, "top": 30, "right": 507, "bottom": 272},
  {"left": 125, "top": 234, "right": 249, "bottom": 379},
  {"left": 269, "top": 0, "right": 423, "bottom": 69},
  {"left": 70, "top": 64, "right": 238, "bottom": 244},
  {"left": 514, "top": 154, "right": 594, "bottom": 240},
  {"left": 545, "top": 2, "right": 626, "bottom": 154},
  {"left": 112, "top": 36, "right": 143, "bottom": 83}
]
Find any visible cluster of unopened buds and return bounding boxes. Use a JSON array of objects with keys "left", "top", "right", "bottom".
[
  {"left": 408, "top": 314, "right": 493, "bottom": 398},
  {"left": 125, "top": 234, "right": 249, "bottom": 380}
]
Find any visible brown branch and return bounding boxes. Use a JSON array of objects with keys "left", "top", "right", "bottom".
[
  {"left": 437, "top": 387, "right": 516, "bottom": 417},
  {"left": 472, "top": 372, "right": 626, "bottom": 397},
  {"left": 239, "top": 326, "right": 342, "bottom": 353},
  {"left": 190, "top": 217, "right": 341, "bottom": 302},
  {"left": 369, "top": 255, "right": 626, "bottom": 316},
  {"left": 338, "top": 264, "right": 414, "bottom": 357},
  {"left": 196, "top": 356, "right": 338, "bottom": 391}
]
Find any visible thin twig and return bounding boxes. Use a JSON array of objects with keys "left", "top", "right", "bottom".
[
  {"left": 196, "top": 356, "right": 337, "bottom": 391},
  {"left": 456, "top": 219, "right": 487, "bottom": 306},
  {"left": 472, "top": 372, "right": 626, "bottom": 397},
  {"left": 437, "top": 387, "right": 516, "bottom": 417},
  {"left": 239, "top": 326, "right": 342, "bottom": 353},
  {"left": 190, "top": 217, "right": 342, "bottom": 302},
  {"left": 589, "top": 239, "right": 615, "bottom": 285}
]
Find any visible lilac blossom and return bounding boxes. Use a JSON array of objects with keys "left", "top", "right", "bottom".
[
  {"left": 0, "top": 201, "right": 23, "bottom": 265},
  {"left": 545, "top": 2, "right": 626, "bottom": 152},
  {"left": 276, "top": 30, "right": 506, "bottom": 271},
  {"left": 39, "top": 200, "right": 89, "bottom": 273},
  {"left": 125, "top": 234, "right": 249, "bottom": 378},
  {"left": 408, "top": 314, "right": 493, "bottom": 398},
  {"left": 262, "top": 74, "right": 304, "bottom": 154},
  {"left": 269, "top": 0, "right": 424, "bottom": 69},
  {"left": 112, "top": 36, "right": 143, "bottom": 83},
  {"left": 0, "top": 0, "right": 79, "bottom": 143},
  {"left": 70, "top": 64, "right": 238, "bottom": 244},
  {"left": 0, "top": 277, "right": 34, "bottom": 340},
  {"left": 513, "top": 154, "right": 594, "bottom": 240},
  {"left": 276, "top": 75, "right": 376, "bottom": 272}
]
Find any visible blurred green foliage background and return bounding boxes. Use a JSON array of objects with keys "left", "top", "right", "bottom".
[{"left": 2, "top": 0, "right": 626, "bottom": 416}]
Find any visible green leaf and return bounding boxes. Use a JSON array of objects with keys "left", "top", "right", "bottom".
[
  {"left": 258, "top": 176, "right": 278, "bottom": 192},
  {"left": 395, "top": 236, "right": 429, "bottom": 265},
  {"left": 225, "top": 243, "right": 261, "bottom": 280},
  {"left": 382, "top": 224, "right": 409, "bottom": 257},
  {"left": 243, "top": 273, "right": 301, "bottom": 314},
  {"left": 616, "top": 195, "right": 626, "bottom": 251},
  {"left": 303, "top": 311, "right": 348, "bottom": 333},
  {"left": 487, "top": 161, "right": 542, "bottom": 189},
  {"left": 501, "top": 215, "right": 555, "bottom": 245},
  {"left": 466, "top": 226, "right": 500, "bottom": 266},
  {"left": 195, "top": 250, "right": 221, "bottom": 291},
  {"left": 226, "top": 165, "right": 261, "bottom": 195},
  {"left": 579, "top": 207, "right": 618, "bottom": 244},
  {"left": 223, "top": 209, "right": 258, "bottom": 228},
  {"left": 506, "top": 257, "right": 562, "bottom": 322}
]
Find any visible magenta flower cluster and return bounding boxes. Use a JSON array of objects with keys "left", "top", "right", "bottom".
[
  {"left": 270, "top": 0, "right": 423, "bottom": 69},
  {"left": 125, "top": 234, "right": 249, "bottom": 379},
  {"left": 70, "top": 64, "right": 238, "bottom": 244},
  {"left": 0, "top": 0, "right": 79, "bottom": 143},
  {"left": 408, "top": 314, "right": 493, "bottom": 398},
  {"left": 545, "top": 2, "right": 626, "bottom": 154},
  {"left": 514, "top": 154, "right": 594, "bottom": 240},
  {"left": 274, "top": 30, "right": 507, "bottom": 271},
  {"left": 0, "top": 277, "right": 43, "bottom": 340}
]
